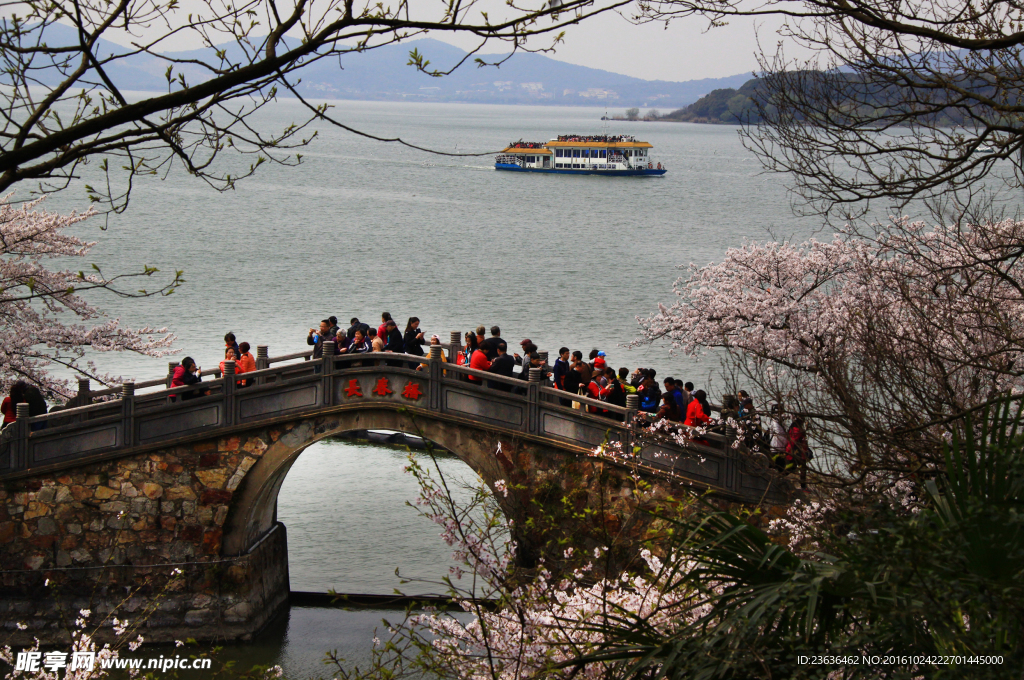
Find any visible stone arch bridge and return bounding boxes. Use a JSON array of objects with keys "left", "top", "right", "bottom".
[{"left": 0, "top": 342, "right": 789, "bottom": 643}]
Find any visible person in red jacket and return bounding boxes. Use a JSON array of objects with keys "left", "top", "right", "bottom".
[
  {"left": 684, "top": 390, "right": 711, "bottom": 427},
  {"left": 785, "top": 417, "right": 810, "bottom": 489},
  {"left": 467, "top": 345, "right": 492, "bottom": 382}
]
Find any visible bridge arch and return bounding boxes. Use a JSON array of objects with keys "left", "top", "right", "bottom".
[{"left": 223, "top": 408, "right": 519, "bottom": 557}]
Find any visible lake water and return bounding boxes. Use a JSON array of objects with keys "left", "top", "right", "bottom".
[{"left": 36, "top": 99, "right": 828, "bottom": 677}]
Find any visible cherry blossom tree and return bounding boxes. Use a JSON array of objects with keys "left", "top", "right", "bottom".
[
  {"left": 637, "top": 218, "right": 1024, "bottom": 482},
  {"left": 0, "top": 194, "right": 177, "bottom": 401}
]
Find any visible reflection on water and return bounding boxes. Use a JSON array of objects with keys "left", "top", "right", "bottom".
[{"left": 213, "top": 606, "right": 389, "bottom": 680}]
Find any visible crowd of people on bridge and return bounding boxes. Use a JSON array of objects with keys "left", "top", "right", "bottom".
[
  {"left": 0, "top": 308, "right": 813, "bottom": 488},
  {"left": 129, "top": 313, "right": 813, "bottom": 487}
]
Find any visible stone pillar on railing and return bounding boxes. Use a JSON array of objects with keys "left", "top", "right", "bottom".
[
  {"left": 527, "top": 367, "right": 542, "bottom": 435},
  {"left": 121, "top": 383, "right": 135, "bottom": 448},
  {"left": 448, "top": 330, "right": 462, "bottom": 364},
  {"left": 256, "top": 345, "right": 269, "bottom": 386},
  {"left": 625, "top": 393, "right": 639, "bottom": 431},
  {"left": 14, "top": 402, "right": 30, "bottom": 469},
  {"left": 538, "top": 350, "right": 549, "bottom": 367},
  {"left": 77, "top": 378, "right": 91, "bottom": 406},
  {"left": 222, "top": 361, "right": 236, "bottom": 427},
  {"left": 321, "top": 342, "right": 335, "bottom": 408},
  {"left": 428, "top": 343, "right": 443, "bottom": 410}
]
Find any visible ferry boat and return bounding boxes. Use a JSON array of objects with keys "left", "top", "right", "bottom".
[{"left": 495, "top": 135, "right": 666, "bottom": 176}]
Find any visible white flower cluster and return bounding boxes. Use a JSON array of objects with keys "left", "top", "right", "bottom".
[{"left": 0, "top": 194, "right": 176, "bottom": 398}]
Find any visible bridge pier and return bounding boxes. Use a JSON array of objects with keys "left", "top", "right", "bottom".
[{"left": 0, "top": 429, "right": 292, "bottom": 645}]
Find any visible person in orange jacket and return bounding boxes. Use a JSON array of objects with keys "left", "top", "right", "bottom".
[{"left": 237, "top": 341, "right": 257, "bottom": 386}]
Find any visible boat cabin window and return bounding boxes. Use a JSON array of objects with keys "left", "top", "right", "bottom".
[
  {"left": 572, "top": 149, "right": 580, "bottom": 158},
  {"left": 556, "top": 149, "right": 563, "bottom": 157}
]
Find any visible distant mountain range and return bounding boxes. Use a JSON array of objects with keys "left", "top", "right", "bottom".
[{"left": 18, "top": 23, "right": 750, "bottom": 109}]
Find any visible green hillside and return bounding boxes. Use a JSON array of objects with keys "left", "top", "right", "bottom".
[{"left": 660, "top": 78, "right": 763, "bottom": 123}]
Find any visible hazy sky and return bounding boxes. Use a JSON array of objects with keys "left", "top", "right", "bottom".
[
  {"left": 87, "top": 1, "right": 798, "bottom": 84},
  {"left": 463, "top": 12, "right": 786, "bottom": 82}
]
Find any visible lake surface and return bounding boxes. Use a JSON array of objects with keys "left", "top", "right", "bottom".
[{"left": 37, "top": 99, "right": 829, "bottom": 677}]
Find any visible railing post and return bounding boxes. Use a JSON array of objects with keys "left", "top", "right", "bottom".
[
  {"left": 448, "top": 331, "right": 462, "bottom": 369},
  {"left": 14, "top": 402, "right": 30, "bottom": 470},
  {"left": 256, "top": 345, "right": 269, "bottom": 386},
  {"left": 121, "top": 383, "right": 135, "bottom": 448},
  {"left": 77, "top": 378, "right": 91, "bottom": 406},
  {"left": 625, "top": 393, "right": 639, "bottom": 418},
  {"left": 625, "top": 393, "right": 639, "bottom": 455},
  {"left": 222, "top": 361, "right": 236, "bottom": 427},
  {"left": 322, "top": 341, "right": 335, "bottom": 408},
  {"left": 428, "top": 343, "right": 443, "bottom": 411},
  {"left": 527, "top": 367, "right": 541, "bottom": 435}
]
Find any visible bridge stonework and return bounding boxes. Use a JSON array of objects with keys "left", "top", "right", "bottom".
[{"left": 0, "top": 348, "right": 791, "bottom": 644}]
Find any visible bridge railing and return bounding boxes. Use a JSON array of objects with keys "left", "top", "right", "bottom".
[{"left": 0, "top": 342, "right": 787, "bottom": 503}]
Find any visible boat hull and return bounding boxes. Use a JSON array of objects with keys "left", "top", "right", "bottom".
[{"left": 495, "top": 163, "right": 666, "bottom": 176}]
